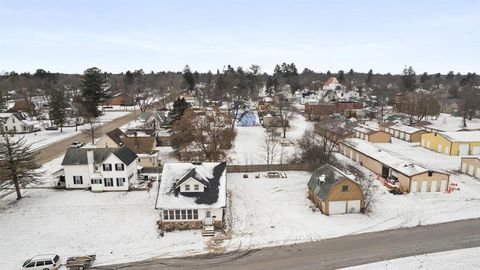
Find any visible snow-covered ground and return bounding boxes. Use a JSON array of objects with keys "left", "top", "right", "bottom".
[
  {"left": 229, "top": 113, "right": 313, "bottom": 165},
  {"left": 342, "top": 247, "right": 480, "bottom": 270},
  {"left": 0, "top": 185, "right": 210, "bottom": 270},
  {"left": 222, "top": 170, "right": 480, "bottom": 251},
  {"left": 7, "top": 111, "right": 131, "bottom": 150},
  {"left": 425, "top": 113, "right": 480, "bottom": 131}
]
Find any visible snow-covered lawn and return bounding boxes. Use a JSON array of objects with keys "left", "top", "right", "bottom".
[
  {"left": 425, "top": 113, "right": 480, "bottom": 131},
  {"left": 7, "top": 111, "right": 131, "bottom": 150},
  {"left": 222, "top": 170, "right": 480, "bottom": 251},
  {"left": 229, "top": 113, "right": 313, "bottom": 165},
  {"left": 342, "top": 247, "right": 480, "bottom": 270},
  {"left": 0, "top": 186, "right": 209, "bottom": 270}
]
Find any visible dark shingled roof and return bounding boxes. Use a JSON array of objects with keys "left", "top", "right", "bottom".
[
  {"left": 307, "top": 163, "right": 355, "bottom": 201},
  {"left": 105, "top": 128, "right": 126, "bottom": 145},
  {"left": 121, "top": 136, "right": 156, "bottom": 154},
  {"left": 61, "top": 146, "right": 137, "bottom": 166}
]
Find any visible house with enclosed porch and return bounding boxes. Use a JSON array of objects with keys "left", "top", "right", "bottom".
[
  {"left": 421, "top": 131, "right": 480, "bottom": 156},
  {"left": 353, "top": 125, "right": 391, "bottom": 143},
  {"left": 461, "top": 156, "right": 480, "bottom": 178},
  {"left": 339, "top": 138, "right": 450, "bottom": 193},
  {"left": 155, "top": 162, "right": 227, "bottom": 235},
  {"left": 307, "top": 163, "right": 364, "bottom": 215},
  {"left": 380, "top": 122, "right": 427, "bottom": 142},
  {"left": 61, "top": 146, "right": 138, "bottom": 192}
]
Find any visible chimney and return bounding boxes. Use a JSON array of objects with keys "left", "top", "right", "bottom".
[{"left": 87, "top": 149, "right": 95, "bottom": 174}]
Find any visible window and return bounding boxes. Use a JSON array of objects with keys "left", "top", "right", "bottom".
[
  {"left": 181, "top": 210, "right": 187, "bottom": 220},
  {"left": 36, "top": 261, "right": 45, "bottom": 266},
  {"left": 45, "top": 260, "right": 53, "bottom": 265},
  {"left": 73, "top": 176, "right": 83, "bottom": 185},
  {"left": 169, "top": 210, "right": 174, "bottom": 220},
  {"left": 54, "top": 255, "right": 60, "bottom": 262},
  {"left": 103, "top": 164, "right": 112, "bottom": 171},
  {"left": 175, "top": 210, "right": 180, "bottom": 220},
  {"left": 194, "top": 184, "right": 199, "bottom": 191},
  {"left": 91, "top": 179, "right": 102, "bottom": 184},
  {"left": 104, "top": 178, "right": 113, "bottom": 186},
  {"left": 206, "top": 210, "right": 211, "bottom": 218},
  {"left": 187, "top": 210, "right": 193, "bottom": 219},
  {"left": 193, "top": 210, "right": 198, "bottom": 219},
  {"left": 428, "top": 171, "right": 433, "bottom": 177},
  {"left": 163, "top": 210, "right": 169, "bottom": 220},
  {"left": 115, "top": 163, "right": 125, "bottom": 171},
  {"left": 185, "top": 184, "right": 190, "bottom": 191},
  {"left": 26, "top": 262, "right": 36, "bottom": 268},
  {"left": 342, "top": 185, "right": 349, "bottom": 192},
  {"left": 116, "top": 178, "right": 125, "bottom": 186}
]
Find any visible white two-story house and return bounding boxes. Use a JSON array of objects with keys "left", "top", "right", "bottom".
[
  {"left": 0, "top": 112, "right": 39, "bottom": 134},
  {"left": 61, "top": 146, "right": 138, "bottom": 192},
  {"left": 155, "top": 162, "right": 227, "bottom": 233}
]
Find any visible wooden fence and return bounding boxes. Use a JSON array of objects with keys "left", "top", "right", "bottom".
[{"left": 226, "top": 163, "right": 312, "bottom": 173}]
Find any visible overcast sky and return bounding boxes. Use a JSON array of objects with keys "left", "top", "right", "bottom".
[{"left": 0, "top": 0, "right": 479, "bottom": 74}]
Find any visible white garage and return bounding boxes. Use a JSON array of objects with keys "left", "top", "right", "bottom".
[{"left": 328, "top": 200, "right": 362, "bottom": 215}]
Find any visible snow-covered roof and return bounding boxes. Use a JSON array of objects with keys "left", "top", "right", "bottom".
[
  {"left": 461, "top": 155, "right": 480, "bottom": 160},
  {"left": 353, "top": 125, "right": 379, "bottom": 134},
  {"left": 439, "top": 131, "right": 480, "bottom": 142},
  {"left": 342, "top": 138, "right": 433, "bottom": 177},
  {"left": 156, "top": 162, "right": 227, "bottom": 209},
  {"left": 388, "top": 124, "right": 423, "bottom": 134}
]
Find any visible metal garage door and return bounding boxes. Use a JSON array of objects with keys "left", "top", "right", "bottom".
[
  {"left": 411, "top": 181, "right": 418, "bottom": 193},
  {"left": 468, "top": 165, "right": 475, "bottom": 175},
  {"left": 347, "top": 200, "right": 361, "bottom": 213},
  {"left": 430, "top": 180, "right": 437, "bottom": 192},
  {"left": 329, "top": 201, "right": 347, "bottom": 215},
  {"left": 440, "top": 180, "right": 448, "bottom": 191},
  {"left": 421, "top": 181, "right": 428, "bottom": 192},
  {"left": 476, "top": 169, "right": 480, "bottom": 179},
  {"left": 437, "top": 144, "right": 442, "bottom": 153},
  {"left": 406, "top": 134, "right": 411, "bottom": 141},
  {"left": 473, "top": 146, "right": 480, "bottom": 155},
  {"left": 459, "top": 144, "right": 469, "bottom": 155},
  {"left": 461, "top": 162, "right": 467, "bottom": 173}
]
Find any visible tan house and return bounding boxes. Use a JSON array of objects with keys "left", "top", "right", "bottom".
[
  {"left": 380, "top": 122, "right": 427, "bottom": 142},
  {"left": 307, "top": 163, "right": 364, "bottom": 215},
  {"left": 96, "top": 128, "right": 126, "bottom": 148},
  {"left": 104, "top": 93, "right": 135, "bottom": 106},
  {"left": 460, "top": 156, "right": 480, "bottom": 178},
  {"left": 121, "top": 136, "right": 160, "bottom": 167},
  {"left": 353, "top": 125, "right": 391, "bottom": 143},
  {"left": 339, "top": 138, "right": 450, "bottom": 193}
]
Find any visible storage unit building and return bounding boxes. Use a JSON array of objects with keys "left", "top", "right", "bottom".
[{"left": 421, "top": 131, "right": 480, "bottom": 156}]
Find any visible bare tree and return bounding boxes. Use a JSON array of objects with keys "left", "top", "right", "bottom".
[
  {"left": 260, "top": 129, "right": 280, "bottom": 165},
  {"left": 277, "top": 94, "right": 296, "bottom": 138},
  {"left": 171, "top": 108, "right": 236, "bottom": 161},
  {"left": 0, "top": 134, "right": 40, "bottom": 200}
]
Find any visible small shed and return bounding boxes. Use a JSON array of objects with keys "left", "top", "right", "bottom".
[
  {"left": 307, "top": 163, "right": 364, "bottom": 215},
  {"left": 238, "top": 111, "right": 257, "bottom": 126}
]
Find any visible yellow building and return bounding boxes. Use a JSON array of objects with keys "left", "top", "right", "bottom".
[{"left": 421, "top": 131, "right": 480, "bottom": 156}]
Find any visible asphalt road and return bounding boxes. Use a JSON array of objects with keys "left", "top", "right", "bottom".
[
  {"left": 93, "top": 218, "right": 480, "bottom": 270},
  {"left": 36, "top": 110, "right": 140, "bottom": 164}
]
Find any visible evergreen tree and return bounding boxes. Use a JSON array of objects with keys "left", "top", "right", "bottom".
[
  {"left": 337, "top": 70, "right": 345, "bottom": 84},
  {"left": 49, "top": 88, "right": 67, "bottom": 132},
  {"left": 366, "top": 69, "right": 373, "bottom": 86},
  {"left": 401, "top": 66, "right": 417, "bottom": 91},
  {"left": 0, "top": 135, "right": 40, "bottom": 200},
  {"left": 80, "top": 67, "right": 108, "bottom": 118},
  {"left": 183, "top": 65, "right": 196, "bottom": 90},
  {"left": 171, "top": 97, "right": 191, "bottom": 121}
]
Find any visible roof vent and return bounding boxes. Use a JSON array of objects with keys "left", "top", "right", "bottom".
[
  {"left": 318, "top": 175, "right": 326, "bottom": 184},
  {"left": 192, "top": 161, "right": 202, "bottom": 165}
]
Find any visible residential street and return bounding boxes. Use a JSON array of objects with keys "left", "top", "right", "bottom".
[
  {"left": 36, "top": 110, "right": 140, "bottom": 164},
  {"left": 93, "top": 218, "right": 480, "bottom": 270}
]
